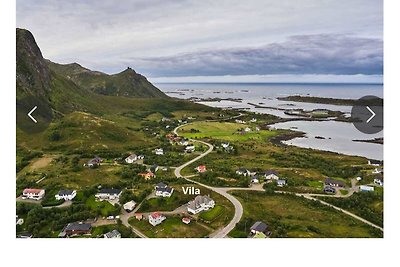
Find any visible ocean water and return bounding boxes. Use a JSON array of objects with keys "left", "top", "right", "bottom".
[{"left": 157, "top": 83, "right": 383, "bottom": 160}]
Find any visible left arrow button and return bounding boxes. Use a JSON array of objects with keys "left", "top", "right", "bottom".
[{"left": 27, "top": 106, "right": 38, "bottom": 123}]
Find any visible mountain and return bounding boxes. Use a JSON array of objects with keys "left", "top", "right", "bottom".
[
  {"left": 47, "top": 62, "right": 166, "bottom": 98},
  {"left": 16, "top": 28, "right": 167, "bottom": 116}
]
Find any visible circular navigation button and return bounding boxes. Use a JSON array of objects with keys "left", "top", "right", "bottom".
[
  {"left": 17, "top": 96, "right": 53, "bottom": 133},
  {"left": 351, "top": 95, "right": 383, "bottom": 134}
]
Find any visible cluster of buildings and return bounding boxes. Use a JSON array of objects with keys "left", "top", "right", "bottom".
[{"left": 236, "top": 168, "right": 287, "bottom": 186}]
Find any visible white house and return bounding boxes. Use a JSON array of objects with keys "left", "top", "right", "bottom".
[
  {"left": 123, "top": 200, "right": 137, "bottom": 212},
  {"left": 244, "top": 127, "right": 251, "bottom": 132},
  {"left": 374, "top": 176, "right": 384, "bottom": 186},
  {"left": 125, "top": 154, "right": 138, "bottom": 163},
  {"left": 277, "top": 179, "right": 287, "bottom": 187},
  {"left": 155, "top": 182, "right": 174, "bottom": 197},
  {"left": 187, "top": 195, "right": 215, "bottom": 214},
  {"left": 155, "top": 148, "right": 164, "bottom": 155},
  {"left": 22, "top": 188, "right": 45, "bottom": 200},
  {"left": 148, "top": 212, "right": 166, "bottom": 226},
  {"left": 360, "top": 185, "right": 375, "bottom": 192},
  {"left": 236, "top": 168, "right": 250, "bottom": 176},
  {"left": 137, "top": 155, "right": 145, "bottom": 160},
  {"left": 104, "top": 229, "right": 121, "bottom": 238},
  {"left": 264, "top": 170, "right": 279, "bottom": 180},
  {"left": 179, "top": 140, "right": 189, "bottom": 146},
  {"left": 235, "top": 119, "right": 245, "bottom": 124},
  {"left": 55, "top": 189, "right": 77, "bottom": 201},
  {"left": 372, "top": 168, "right": 383, "bottom": 174},
  {"left": 185, "top": 145, "right": 195, "bottom": 153},
  {"left": 95, "top": 188, "right": 122, "bottom": 200},
  {"left": 221, "top": 142, "right": 230, "bottom": 149},
  {"left": 250, "top": 118, "right": 257, "bottom": 123},
  {"left": 251, "top": 176, "right": 259, "bottom": 183}
]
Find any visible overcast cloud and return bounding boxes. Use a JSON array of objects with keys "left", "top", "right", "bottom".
[{"left": 16, "top": 0, "right": 383, "bottom": 82}]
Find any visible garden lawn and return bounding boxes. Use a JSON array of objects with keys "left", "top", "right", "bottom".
[{"left": 129, "top": 216, "right": 211, "bottom": 238}]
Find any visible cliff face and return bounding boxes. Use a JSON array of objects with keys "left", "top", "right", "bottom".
[
  {"left": 16, "top": 28, "right": 52, "bottom": 100},
  {"left": 16, "top": 28, "right": 168, "bottom": 115}
]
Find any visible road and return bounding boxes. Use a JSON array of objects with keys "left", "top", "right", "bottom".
[
  {"left": 173, "top": 123, "right": 244, "bottom": 238},
  {"left": 174, "top": 121, "right": 384, "bottom": 236}
]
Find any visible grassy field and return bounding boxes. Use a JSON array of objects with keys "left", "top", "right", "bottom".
[
  {"left": 85, "top": 196, "right": 119, "bottom": 217},
  {"left": 229, "top": 191, "right": 382, "bottom": 238},
  {"left": 178, "top": 121, "right": 280, "bottom": 142},
  {"left": 129, "top": 215, "right": 211, "bottom": 238},
  {"left": 199, "top": 205, "right": 225, "bottom": 222}
]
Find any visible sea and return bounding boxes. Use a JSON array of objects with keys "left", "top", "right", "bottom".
[{"left": 156, "top": 83, "right": 383, "bottom": 160}]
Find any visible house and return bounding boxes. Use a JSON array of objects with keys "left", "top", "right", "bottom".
[
  {"left": 104, "top": 229, "right": 121, "bottom": 238},
  {"left": 149, "top": 164, "right": 159, "bottom": 173},
  {"left": 187, "top": 195, "right": 215, "bottom": 214},
  {"left": 244, "top": 127, "right": 251, "bottom": 132},
  {"left": 182, "top": 217, "right": 191, "bottom": 224},
  {"left": 60, "top": 222, "right": 91, "bottom": 237},
  {"left": 250, "top": 221, "right": 268, "bottom": 235},
  {"left": 250, "top": 118, "right": 257, "bottom": 123},
  {"left": 125, "top": 154, "right": 138, "bottom": 164},
  {"left": 374, "top": 176, "right": 384, "bottom": 186},
  {"left": 235, "top": 119, "right": 245, "bottom": 124},
  {"left": 16, "top": 216, "right": 24, "bottom": 225},
  {"left": 250, "top": 176, "right": 259, "bottom": 184},
  {"left": 255, "top": 127, "right": 260, "bottom": 131},
  {"left": 148, "top": 212, "right": 166, "bottom": 226},
  {"left": 368, "top": 159, "right": 382, "bottom": 166},
  {"left": 264, "top": 170, "right": 279, "bottom": 180},
  {"left": 139, "top": 171, "right": 155, "bottom": 180},
  {"left": 236, "top": 168, "right": 250, "bottom": 176},
  {"left": 137, "top": 155, "right": 145, "bottom": 160},
  {"left": 323, "top": 186, "right": 336, "bottom": 194},
  {"left": 123, "top": 200, "right": 137, "bottom": 212},
  {"left": 86, "top": 156, "right": 102, "bottom": 168},
  {"left": 324, "top": 178, "right": 345, "bottom": 188},
  {"left": 135, "top": 213, "right": 143, "bottom": 220},
  {"left": 195, "top": 165, "right": 207, "bottom": 173},
  {"left": 360, "top": 185, "right": 375, "bottom": 192},
  {"left": 277, "top": 179, "right": 287, "bottom": 187},
  {"left": 155, "top": 148, "right": 164, "bottom": 155},
  {"left": 185, "top": 145, "right": 195, "bottom": 153},
  {"left": 356, "top": 176, "right": 363, "bottom": 181},
  {"left": 155, "top": 182, "right": 174, "bottom": 197},
  {"left": 372, "top": 168, "right": 383, "bottom": 174},
  {"left": 179, "top": 139, "right": 189, "bottom": 146},
  {"left": 55, "top": 189, "right": 76, "bottom": 201},
  {"left": 95, "top": 188, "right": 122, "bottom": 200},
  {"left": 22, "top": 188, "right": 45, "bottom": 200},
  {"left": 221, "top": 142, "right": 230, "bottom": 149}
]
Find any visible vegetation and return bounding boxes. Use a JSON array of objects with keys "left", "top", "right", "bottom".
[
  {"left": 316, "top": 191, "right": 383, "bottom": 227},
  {"left": 229, "top": 191, "right": 382, "bottom": 238}
]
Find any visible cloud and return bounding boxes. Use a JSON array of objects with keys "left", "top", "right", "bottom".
[
  {"left": 17, "top": 0, "right": 383, "bottom": 80},
  {"left": 130, "top": 34, "right": 383, "bottom": 77}
]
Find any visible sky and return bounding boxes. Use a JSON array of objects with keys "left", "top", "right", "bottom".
[{"left": 16, "top": 0, "right": 383, "bottom": 83}]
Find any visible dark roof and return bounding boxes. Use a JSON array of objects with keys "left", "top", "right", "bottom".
[
  {"left": 156, "top": 186, "right": 173, "bottom": 193},
  {"left": 264, "top": 170, "right": 279, "bottom": 176},
  {"left": 369, "top": 159, "right": 382, "bottom": 165},
  {"left": 57, "top": 189, "right": 74, "bottom": 196},
  {"left": 375, "top": 175, "right": 384, "bottom": 181},
  {"left": 155, "top": 182, "right": 167, "bottom": 189},
  {"left": 99, "top": 188, "right": 122, "bottom": 195},
  {"left": 250, "top": 221, "right": 268, "bottom": 232},
  {"left": 237, "top": 168, "right": 249, "bottom": 172},
  {"left": 324, "top": 178, "right": 345, "bottom": 187},
  {"left": 65, "top": 222, "right": 91, "bottom": 231}
]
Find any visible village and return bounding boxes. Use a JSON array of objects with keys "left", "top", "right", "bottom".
[{"left": 16, "top": 114, "right": 384, "bottom": 238}]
